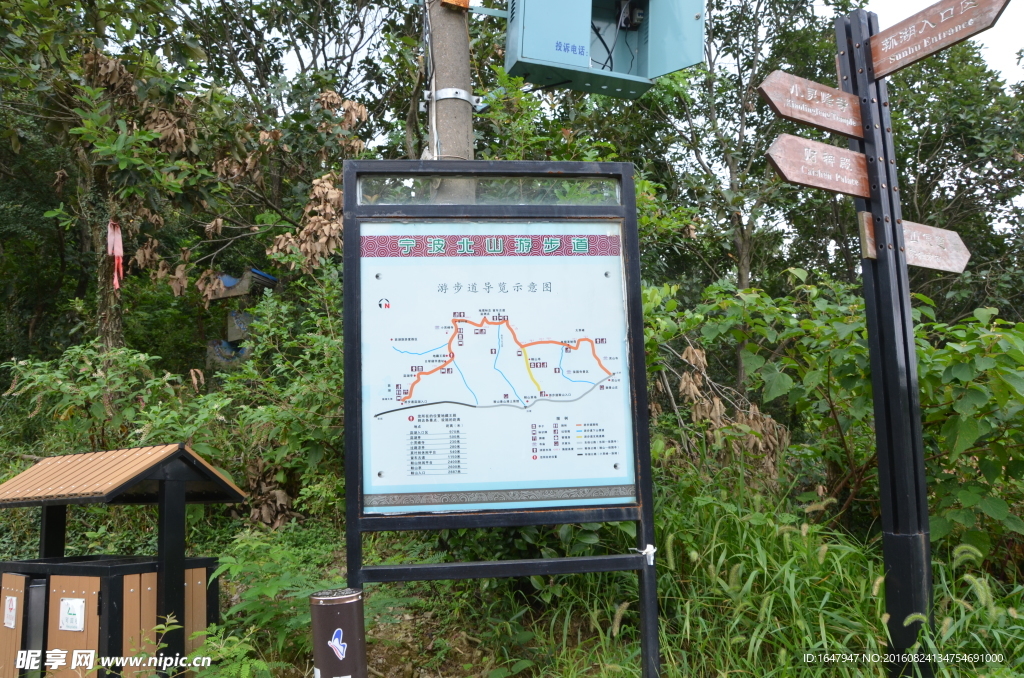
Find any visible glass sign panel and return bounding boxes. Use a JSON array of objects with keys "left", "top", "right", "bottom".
[
  {"left": 358, "top": 175, "right": 621, "bottom": 206},
  {"left": 359, "top": 220, "right": 636, "bottom": 513}
]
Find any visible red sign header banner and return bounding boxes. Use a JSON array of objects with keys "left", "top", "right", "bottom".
[{"left": 361, "top": 235, "right": 621, "bottom": 258}]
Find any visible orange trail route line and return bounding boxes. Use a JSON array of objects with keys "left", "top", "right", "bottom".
[{"left": 400, "top": 316, "right": 613, "bottom": 402}]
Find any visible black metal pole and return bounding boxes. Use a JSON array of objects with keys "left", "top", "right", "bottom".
[
  {"left": 342, "top": 162, "right": 364, "bottom": 593},
  {"left": 621, "top": 170, "right": 660, "bottom": 678},
  {"left": 157, "top": 480, "right": 187, "bottom": 662},
  {"left": 206, "top": 566, "right": 221, "bottom": 626},
  {"left": 100, "top": 573, "right": 123, "bottom": 678},
  {"left": 39, "top": 504, "right": 67, "bottom": 558},
  {"left": 836, "top": 11, "right": 933, "bottom": 678}
]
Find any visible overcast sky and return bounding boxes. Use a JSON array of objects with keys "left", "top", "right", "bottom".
[{"left": 863, "top": 0, "right": 1021, "bottom": 82}]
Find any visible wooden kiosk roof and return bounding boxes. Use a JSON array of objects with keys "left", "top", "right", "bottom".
[{"left": 0, "top": 443, "right": 246, "bottom": 507}]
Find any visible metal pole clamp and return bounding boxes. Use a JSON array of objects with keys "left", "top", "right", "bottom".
[{"left": 426, "top": 88, "right": 483, "bottom": 106}]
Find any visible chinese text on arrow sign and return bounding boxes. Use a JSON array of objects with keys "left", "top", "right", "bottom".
[
  {"left": 766, "top": 134, "right": 870, "bottom": 199},
  {"left": 858, "top": 213, "right": 972, "bottom": 273},
  {"left": 870, "top": 0, "right": 1011, "bottom": 77},
  {"left": 757, "top": 71, "right": 863, "bottom": 138}
]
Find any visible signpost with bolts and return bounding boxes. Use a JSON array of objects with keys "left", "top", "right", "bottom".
[
  {"left": 759, "top": 0, "right": 1009, "bottom": 675},
  {"left": 837, "top": 12, "right": 935, "bottom": 676}
]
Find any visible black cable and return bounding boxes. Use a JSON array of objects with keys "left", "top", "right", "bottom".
[
  {"left": 591, "top": 22, "right": 613, "bottom": 71},
  {"left": 525, "top": 80, "right": 573, "bottom": 93},
  {"left": 627, "top": 30, "right": 636, "bottom": 74}
]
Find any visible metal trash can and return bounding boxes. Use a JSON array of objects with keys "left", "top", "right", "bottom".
[{"left": 310, "top": 589, "right": 367, "bottom": 678}]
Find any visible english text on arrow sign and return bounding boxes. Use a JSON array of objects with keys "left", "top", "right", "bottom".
[
  {"left": 858, "top": 212, "right": 972, "bottom": 273},
  {"left": 870, "top": 0, "right": 1010, "bottom": 79},
  {"left": 757, "top": 71, "right": 863, "bottom": 138},
  {"left": 767, "top": 134, "right": 870, "bottom": 199}
]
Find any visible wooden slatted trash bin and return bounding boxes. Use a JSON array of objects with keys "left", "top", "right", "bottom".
[{"left": 0, "top": 444, "right": 245, "bottom": 678}]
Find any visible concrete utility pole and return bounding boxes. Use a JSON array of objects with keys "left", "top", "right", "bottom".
[
  {"left": 427, "top": 0, "right": 475, "bottom": 201},
  {"left": 427, "top": 0, "right": 474, "bottom": 160}
]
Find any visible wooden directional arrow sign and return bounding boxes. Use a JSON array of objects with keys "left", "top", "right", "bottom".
[
  {"left": 757, "top": 71, "right": 863, "bottom": 138},
  {"left": 859, "top": 212, "right": 972, "bottom": 272},
  {"left": 767, "top": 134, "right": 870, "bottom": 198},
  {"left": 870, "top": 0, "right": 1011, "bottom": 78}
]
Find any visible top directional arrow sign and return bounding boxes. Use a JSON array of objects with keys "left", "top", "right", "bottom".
[{"left": 870, "top": 0, "right": 1011, "bottom": 78}]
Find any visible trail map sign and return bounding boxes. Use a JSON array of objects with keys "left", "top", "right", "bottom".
[
  {"left": 360, "top": 222, "right": 636, "bottom": 512},
  {"left": 343, "top": 161, "right": 661, "bottom": 678}
]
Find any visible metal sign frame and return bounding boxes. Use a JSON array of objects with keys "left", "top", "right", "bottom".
[{"left": 343, "top": 160, "right": 659, "bottom": 678}]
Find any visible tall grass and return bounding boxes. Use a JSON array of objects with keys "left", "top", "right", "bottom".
[{"left": 494, "top": 466, "right": 1024, "bottom": 678}]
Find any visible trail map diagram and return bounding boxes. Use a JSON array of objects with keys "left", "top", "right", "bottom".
[
  {"left": 382, "top": 315, "right": 613, "bottom": 415},
  {"left": 360, "top": 222, "right": 637, "bottom": 513}
]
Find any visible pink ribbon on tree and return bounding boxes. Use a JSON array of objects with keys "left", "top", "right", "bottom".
[{"left": 107, "top": 219, "right": 123, "bottom": 289}]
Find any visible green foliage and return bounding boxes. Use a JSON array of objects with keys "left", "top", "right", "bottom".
[
  {"left": 437, "top": 519, "right": 638, "bottom": 605},
  {"left": 206, "top": 522, "right": 424, "bottom": 669},
  {"left": 219, "top": 259, "right": 345, "bottom": 482},
  {"left": 476, "top": 68, "right": 617, "bottom": 163},
  {"left": 71, "top": 86, "right": 221, "bottom": 204},
  {"left": 642, "top": 477, "right": 1024, "bottom": 676},
  {"left": 918, "top": 304, "right": 1024, "bottom": 554},
  {"left": 1, "top": 342, "right": 232, "bottom": 452},
  {"left": 121, "top": 274, "right": 221, "bottom": 374},
  {"left": 645, "top": 274, "right": 1024, "bottom": 570},
  {"left": 476, "top": 68, "right": 548, "bottom": 161},
  {"left": 191, "top": 625, "right": 287, "bottom": 678},
  {"left": 211, "top": 524, "right": 343, "bottom": 664},
  {"left": 887, "top": 43, "right": 1024, "bottom": 322},
  {"left": 460, "top": 469, "right": 1024, "bottom": 677}
]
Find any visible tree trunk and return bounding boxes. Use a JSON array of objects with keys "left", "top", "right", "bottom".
[
  {"left": 734, "top": 214, "right": 752, "bottom": 290},
  {"left": 426, "top": 0, "right": 474, "bottom": 203},
  {"left": 82, "top": 191, "right": 123, "bottom": 350},
  {"left": 95, "top": 242, "right": 124, "bottom": 350},
  {"left": 74, "top": 211, "right": 92, "bottom": 300},
  {"left": 405, "top": 57, "right": 425, "bottom": 160},
  {"left": 734, "top": 214, "right": 752, "bottom": 392}
]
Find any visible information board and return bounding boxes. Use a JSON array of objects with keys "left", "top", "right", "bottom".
[
  {"left": 359, "top": 220, "right": 636, "bottom": 513},
  {"left": 344, "top": 162, "right": 660, "bottom": 678}
]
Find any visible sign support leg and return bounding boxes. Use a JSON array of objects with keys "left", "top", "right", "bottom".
[
  {"left": 837, "top": 11, "right": 933, "bottom": 678},
  {"left": 637, "top": 547, "right": 659, "bottom": 677},
  {"left": 157, "top": 480, "right": 187, "bottom": 662}
]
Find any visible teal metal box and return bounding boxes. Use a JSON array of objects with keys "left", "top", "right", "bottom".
[{"left": 504, "top": 0, "right": 705, "bottom": 99}]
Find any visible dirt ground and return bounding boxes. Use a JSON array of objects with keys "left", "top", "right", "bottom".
[{"left": 366, "top": 608, "right": 496, "bottom": 678}]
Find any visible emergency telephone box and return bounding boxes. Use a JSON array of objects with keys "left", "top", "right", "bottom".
[{"left": 504, "top": 0, "right": 705, "bottom": 98}]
